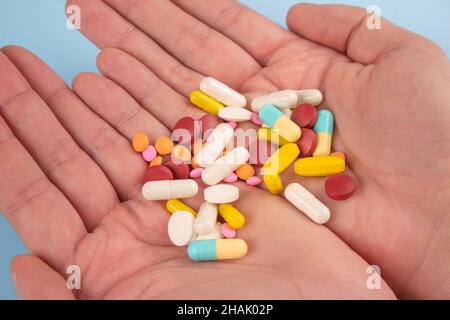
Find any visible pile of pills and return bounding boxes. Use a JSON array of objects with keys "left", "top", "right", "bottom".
[{"left": 132, "top": 77, "right": 355, "bottom": 262}]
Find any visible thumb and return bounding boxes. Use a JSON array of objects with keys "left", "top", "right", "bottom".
[{"left": 11, "top": 254, "right": 76, "bottom": 300}]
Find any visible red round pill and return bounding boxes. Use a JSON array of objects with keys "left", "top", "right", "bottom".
[
  {"left": 143, "top": 165, "right": 173, "bottom": 183},
  {"left": 164, "top": 160, "right": 190, "bottom": 179},
  {"left": 325, "top": 174, "right": 356, "bottom": 201},
  {"left": 174, "top": 116, "right": 197, "bottom": 144},
  {"left": 200, "top": 114, "right": 223, "bottom": 140},
  {"left": 292, "top": 103, "right": 318, "bottom": 128},
  {"left": 296, "top": 128, "right": 317, "bottom": 157}
]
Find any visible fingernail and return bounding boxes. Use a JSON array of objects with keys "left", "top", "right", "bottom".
[{"left": 11, "top": 272, "right": 22, "bottom": 300}]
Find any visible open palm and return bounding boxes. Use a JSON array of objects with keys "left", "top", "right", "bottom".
[{"left": 1, "top": 1, "right": 449, "bottom": 299}]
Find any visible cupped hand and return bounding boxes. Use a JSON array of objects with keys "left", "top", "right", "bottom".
[{"left": 1, "top": 0, "right": 449, "bottom": 299}]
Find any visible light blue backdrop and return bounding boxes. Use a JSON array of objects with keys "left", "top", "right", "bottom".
[{"left": 0, "top": 0, "right": 449, "bottom": 300}]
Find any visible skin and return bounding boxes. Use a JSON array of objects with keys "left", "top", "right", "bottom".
[{"left": 1, "top": 1, "right": 449, "bottom": 299}]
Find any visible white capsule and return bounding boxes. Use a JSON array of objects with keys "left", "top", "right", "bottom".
[
  {"left": 142, "top": 180, "right": 198, "bottom": 201},
  {"left": 195, "top": 222, "right": 222, "bottom": 240},
  {"left": 194, "top": 202, "right": 218, "bottom": 235},
  {"left": 200, "top": 77, "right": 246, "bottom": 108},
  {"left": 218, "top": 107, "right": 252, "bottom": 122},
  {"left": 195, "top": 123, "right": 234, "bottom": 167},
  {"left": 296, "top": 89, "right": 323, "bottom": 106},
  {"left": 251, "top": 90, "right": 298, "bottom": 112},
  {"left": 168, "top": 211, "right": 196, "bottom": 246},
  {"left": 201, "top": 147, "right": 249, "bottom": 186},
  {"left": 284, "top": 183, "right": 330, "bottom": 224},
  {"left": 204, "top": 184, "right": 239, "bottom": 204}
]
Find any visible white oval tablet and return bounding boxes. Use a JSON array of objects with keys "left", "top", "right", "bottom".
[
  {"left": 200, "top": 77, "right": 246, "bottom": 108},
  {"left": 251, "top": 90, "right": 298, "bottom": 112},
  {"left": 204, "top": 184, "right": 239, "bottom": 204},
  {"left": 195, "top": 222, "right": 223, "bottom": 240},
  {"left": 296, "top": 89, "right": 323, "bottom": 106},
  {"left": 168, "top": 211, "right": 196, "bottom": 246},
  {"left": 218, "top": 107, "right": 252, "bottom": 122},
  {"left": 194, "top": 202, "right": 218, "bottom": 235}
]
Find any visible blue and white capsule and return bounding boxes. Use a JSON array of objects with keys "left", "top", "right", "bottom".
[
  {"left": 313, "top": 110, "right": 334, "bottom": 156},
  {"left": 259, "top": 105, "right": 301, "bottom": 142},
  {"left": 187, "top": 239, "right": 248, "bottom": 261}
]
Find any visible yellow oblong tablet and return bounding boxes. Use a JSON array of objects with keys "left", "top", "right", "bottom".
[
  {"left": 218, "top": 204, "right": 245, "bottom": 229},
  {"left": 166, "top": 199, "right": 197, "bottom": 217},
  {"left": 263, "top": 174, "right": 284, "bottom": 195},
  {"left": 294, "top": 156, "right": 345, "bottom": 177},
  {"left": 262, "top": 143, "right": 300, "bottom": 176},
  {"left": 189, "top": 90, "right": 224, "bottom": 115}
]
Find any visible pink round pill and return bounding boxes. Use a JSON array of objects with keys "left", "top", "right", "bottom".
[
  {"left": 227, "top": 121, "right": 238, "bottom": 130},
  {"left": 221, "top": 223, "right": 237, "bottom": 239},
  {"left": 141, "top": 145, "right": 157, "bottom": 162},
  {"left": 189, "top": 167, "right": 204, "bottom": 178},
  {"left": 223, "top": 173, "right": 238, "bottom": 183},
  {"left": 246, "top": 176, "right": 263, "bottom": 186},
  {"left": 251, "top": 112, "right": 263, "bottom": 126}
]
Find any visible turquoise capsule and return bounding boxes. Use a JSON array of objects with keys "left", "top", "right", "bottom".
[
  {"left": 259, "top": 104, "right": 283, "bottom": 127},
  {"left": 313, "top": 110, "right": 334, "bottom": 134},
  {"left": 187, "top": 239, "right": 248, "bottom": 261},
  {"left": 258, "top": 105, "right": 301, "bottom": 142},
  {"left": 188, "top": 240, "right": 217, "bottom": 261}
]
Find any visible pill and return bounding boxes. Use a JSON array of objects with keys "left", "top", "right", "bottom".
[
  {"left": 294, "top": 156, "right": 345, "bottom": 177},
  {"left": 168, "top": 211, "right": 196, "bottom": 246},
  {"left": 173, "top": 116, "right": 198, "bottom": 144},
  {"left": 143, "top": 165, "right": 174, "bottom": 183},
  {"left": 218, "top": 204, "right": 245, "bottom": 229},
  {"left": 223, "top": 173, "right": 238, "bottom": 183},
  {"left": 200, "top": 114, "right": 223, "bottom": 140},
  {"left": 296, "top": 89, "right": 323, "bottom": 106},
  {"left": 331, "top": 151, "right": 346, "bottom": 161},
  {"left": 263, "top": 174, "right": 284, "bottom": 195},
  {"left": 251, "top": 112, "right": 263, "bottom": 125},
  {"left": 166, "top": 199, "right": 197, "bottom": 216},
  {"left": 325, "top": 174, "right": 355, "bottom": 201},
  {"left": 141, "top": 145, "right": 157, "bottom": 162},
  {"left": 292, "top": 103, "right": 318, "bottom": 128},
  {"left": 142, "top": 179, "right": 198, "bottom": 201},
  {"left": 248, "top": 139, "right": 276, "bottom": 166},
  {"left": 171, "top": 144, "right": 192, "bottom": 164},
  {"left": 262, "top": 143, "right": 300, "bottom": 175},
  {"left": 190, "top": 90, "right": 224, "bottom": 115},
  {"left": 195, "top": 123, "right": 234, "bottom": 167},
  {"left": 155, "top": 136, "right": 174, "bottom": 155},
  {"left": 149, "top": 155, "right": 163, "bottom": 167},
  {"left": 296, "top": 128, "right": 317, "bottom": 157},
  {"left": 259, "top": 105, "right": 301, "bottom": 142},
  {"left": 221, "top": 223, "right": 237, "bottom": 239},
  {"left": 284, "top": 183, "right": 330, "bottom": 224},
  {"left": 218, "top": 107, "right": 251, "bottom": 122},
  {"left": 313, "top": 110, "right": 334, "bottom": 156},
  {"left": 196, "top": 222, "right": 223, "bottom": 240},
  {"left": 132, "top": 132, "right": 149, "bottom": 152},
  {"left": 246, "top": 176, "right": 263, "bottom": 186},
  {"left": 164, "top": 160, "right": 190, "bottom": 179},
  {"left": 251, "top": 90, "right": 298, "bottom": 112},
  {"left": 201, "top": 147, "right": 249, "bottom": 186},
  {"left": 192, "top": 139, "right": 204, "bottom": 156},
  {"left": 194, "top": 202, "right": 218, "bottom": 235},
  {"left": 236, "top": 163, "right": 255, "bottom": 180},
  {"left": 256, "top": 127, "right": 289, "bottom": 146},
  {"left": 187, "top": 239, "right": 248, "bottom": 261},
  {"left": 200, "top": 77, "right": 246, "bottom": 108},
  {"left": 189, "top": 167, "right": 204, "bottom": 178},
  {"left": 204, "top": 184, "right": 239, "bottom": 204}
]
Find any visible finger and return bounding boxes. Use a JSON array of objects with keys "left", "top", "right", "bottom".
[
  {"left": 0, "top": 47, "right": 117, "bottom": 230},
  {"left": 2, "top": 46, "right": 144, "bottom": 201},
  {"left": 73, "top": 72, "right": 169, "bottom": 140},
  {"left": 66, "top": 0, "right": 203, "bottom": 97},
  {"left": 0, "top": 116, "right": 86, "bottom": 271},
  {"left": 287, "top": 4, "right": 425, "bottom": 64},
  {"left": 100, "top": 0, "right": 261, "bottom": 88},
  {"left": 96, "top": 48, "right": 204, "bottom": 129},
  {"left": 172, "top": 0, "right": 296, "bottom": 65},
  {"left": 11, "top": 255, "right": 76, "bottom": 300}
]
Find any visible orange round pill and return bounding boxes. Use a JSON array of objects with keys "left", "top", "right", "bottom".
[
  {"left": 149, "top": 156, "right": 163, "bottom": 167},
  {"left": 331, "top": 152, "right": 346, "bottom": 161},
  {"left": 155, "top": 136, "right": 174, "bottom": 155},
  {"left": 236, "top": 163, "right": 255, "bottom": 180},
  {"left": 132, "top": 132, "right": 149, "bottom": 152}
]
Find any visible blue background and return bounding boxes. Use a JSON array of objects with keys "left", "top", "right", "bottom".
[{"left": 0, "top": 0, "right": 449, "bottom": 300}]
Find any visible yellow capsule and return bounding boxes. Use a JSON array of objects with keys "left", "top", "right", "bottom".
[
  {"left": 262, "top": 143, "right": 300, "bottom": 176},
  {"left": 257, "top": 127, "right": 289, "bottom": 146},
  {"left": 263, "top": 174, "right": 284, "bottom": 195},
  {"left": 166, "top": 199, "right": 197, "bottom": 217},
  {"left": 189, "top": 90, "right": 224, "bottom": 115},
  {"left": 294, "top": 156, "right": 345, "bottom": 177},
  {"left": 218, "top": 204, "right": 245, "bottom": 229}
]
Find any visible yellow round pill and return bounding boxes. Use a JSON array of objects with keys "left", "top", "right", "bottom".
[
  {"left": 172, "top": 144, "right": 191, "bottom": 163},
  {"left": 155, "top": 136, "right": 174, "bottom": 155},
  {"left": 132, "top": 132, "right": 149, "bottom": 152}
]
